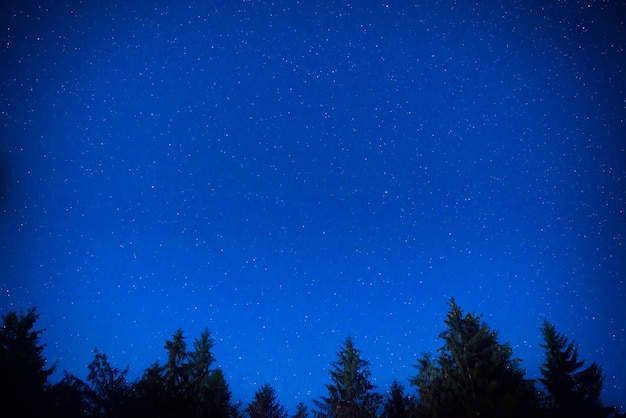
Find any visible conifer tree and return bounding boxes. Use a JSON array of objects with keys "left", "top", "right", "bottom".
[
  {"left": 313, "top": 336, "right": 381, "bottom": 418},
  {"left": 131, "top": 361, "right": 169, "bottom": 417},
  {"left": 131, "top": 328, "right": 233, "bottom": 418},
  {"left": 50, "top": 371, "right": 92, "bottom": 418},
  {"left": 201, "top": 368, "right": 235, "bottom": 418},
  {"left": 192, "top": 331, "right": 234, "bottom": 417},
  {"left": 86, "top": 349, "right": 129, "bottom": 417},
  {"left": 410, "top": 353, "right": 448, "bottom": 415},
  {"left": 410, "top": 299, "right": 537, "bottom": 418},
  {"left": 0, "top": 308, "right": 56, "bottom": 416},
  {"left": 539, "top": 320, "right": 613, "bottom": 418},
  {"left": 292, "top": 402, "right": 309, "bottom": 418},
  {"left": 245, "top": 383, "right": 287, "bottom": 418},
  {"left": 381, "top": 380, "right": 415, "bottom": 418},
  {"left": 58, "top": 349, "right": 130, "bottom": 418},
  {"left": 187, "top": 329, "right": 215, "bottom": 391},
  {"left": 163, "top": 328, "right": 188, "bottom": 396},
  {"left": 186, "top": 329, "right": 231, "bottom": 417}
]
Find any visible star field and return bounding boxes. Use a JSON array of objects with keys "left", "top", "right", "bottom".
[{"left": 1, "top": 0, "right": 625, "bottom": 412}]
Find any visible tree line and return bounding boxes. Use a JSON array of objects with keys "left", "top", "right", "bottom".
[{"left": 0, "top": 298, "right": 622, "bottom": 418}]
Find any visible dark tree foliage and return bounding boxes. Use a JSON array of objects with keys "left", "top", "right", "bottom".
[
  {"left": 4, "top": 304, "right": 623, "bottom": 418},
  {"left": 128, "top": 329, "right": 194, "bottom": 415},
  {"left": 131, "top": 328, "right": 234, "bottom": 418},
  {"left": 50, "top": 371, "right": 92, "bottom": 418},
  {"left": 130, "top": 361, "right": 168, "bottom": 416},
  {"left": 313, "top": 336, "right": 381, "bottom": 418},
  {"left": 59, "top": 349, "right": 130, "bottom": 418},
  {"left": 164, "top": 328, "right": 188, "bottom": 397},
  {"left": 0, "top": 307, "right": 56, "bottom": 417},
  {"left": 539, "top": 320, "right": 613, "bottom": 418},
  {"left": 381, "top": 380, "right": 415, "bottom": 418},
  {"left": 410, "top": 353, "right": 444, "bottom": 416},
  {"left": 245, "top": 383, "right": 288, "bottom": 418},
  {"left": 201, "top": 367, "right": 237, "bottom": 418},
  {"left": 87, "top": 349, "right": 130, "bottom": 417},
  {"left": 292, "top": 402, "right": 309, "bottom": 418},
  {"left": 188, "top": 328, "right": 215, "bottom": 392},
  {"left": 410, "top": 299, "right": 538, "bottom": 418}
]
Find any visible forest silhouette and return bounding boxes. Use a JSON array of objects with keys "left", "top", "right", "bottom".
[{"left": 0, "top": 298, "right": 622, "bottom": 418}]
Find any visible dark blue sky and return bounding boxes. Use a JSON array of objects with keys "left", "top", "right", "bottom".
[{"left": 1, "top": 0, "right": 625, "bottom": 413}]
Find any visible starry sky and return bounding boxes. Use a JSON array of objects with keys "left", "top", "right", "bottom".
[{"left": 1, "top": 0, "right": 625, "bottom": 413}]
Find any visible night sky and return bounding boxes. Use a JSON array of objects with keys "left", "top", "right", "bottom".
[{"left": 1, "top": 0, "right": 625, "bottom": 413}]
